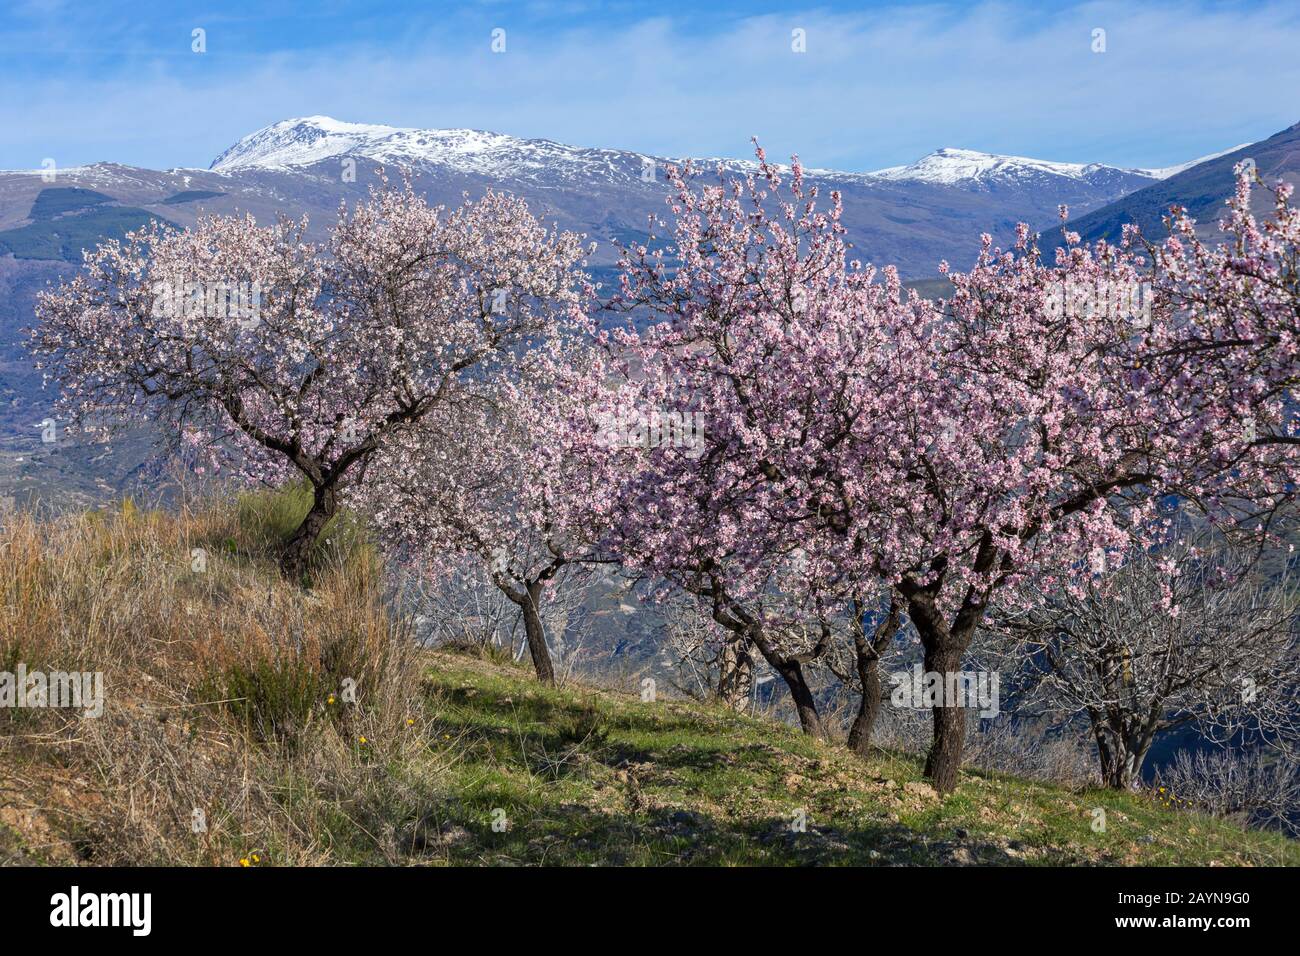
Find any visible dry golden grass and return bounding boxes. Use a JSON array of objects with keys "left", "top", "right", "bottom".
[{"left": 0, "top": 489, "right": 443, "bottom": 866}]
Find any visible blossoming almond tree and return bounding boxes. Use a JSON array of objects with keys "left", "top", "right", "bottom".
[
  {"left": 841, "top": 195, "right": 1300, "bottom": 791},
  {"left": 1148, "top": 164, "right": 1300, "bottom": 530},
  {"left": 840, "top": 232, "right": 1177, "bottom": 791},
  {"left": 614, "top": 148, "right": 1297, "bottom": 789},
  {"left": 31, "top": 180, "right": 591, "bottom": 579},
  {"left": 606, "top": 146, "right": 920, "bottom": 738},
  {"left": 965, "top": 168, "right": 1300, "bottom": 791},
  {"left": 360, "top": 329, "right": 619, "bottom": 683}
]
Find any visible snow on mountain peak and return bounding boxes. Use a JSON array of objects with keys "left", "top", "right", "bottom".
[
  {"left": 866, "top": 147, "right": 1147, "bottom": 187},
  {"left": 211, "top": 118, "right": 1250, "bottom": 198},
  {"left": 865, "top": 143, "right": 1253, "bottom": 188},
  {"left": 1136, "top": 143, "right": 1253, "bottom": 179},
  {"left": 212, "top": 116, "right": 483, "bottom": 170},
  {"left": 209, "top": 115, "right": 653, "bottom": 185}
]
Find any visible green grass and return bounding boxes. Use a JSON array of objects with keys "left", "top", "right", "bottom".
[{"left": 386, "top": 649, "right": 1299, "bottom": 867}]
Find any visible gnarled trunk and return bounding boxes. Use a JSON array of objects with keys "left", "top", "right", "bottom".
[
  {"left": 922, "top": 640, "right": 968, "bottom": 794},
  {"left": 778, "top": 659, "right": 825, "bottom": 737},
  {"left": 847, "top": 656, "right": 883, "bottom": 755},
  {"left": 707, "top": 610, "right": 827, "bottom": 738},
  {"left": 1092, "top": 717, "right": 1156, "bottom": 790},
  {"left": 903, "top": 586, "right": 978, "bottom": 795},
  {"left": 280, "top": 484, "right": 338, "bottom": 580},
  {"left": 521, "top": 582, "right": 556, "bottom": 685},
  {"left": 847, "top": 597, "right": 900, "bottom": 756},
  {"left": 717, "top": 638, "right": 755, "bottom": 711},
  {"left": 761, "top": 651, "right": 824, "bottom": 738},
  {"left": 1097, "top": 739, "right": 1140, "bottom": 790}
]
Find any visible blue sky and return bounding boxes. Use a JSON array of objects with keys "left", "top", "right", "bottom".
[{"left": 1, "top": 0, "right": 1296, "bottom": 172}]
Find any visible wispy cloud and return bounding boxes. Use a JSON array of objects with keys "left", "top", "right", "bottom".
[{"left": 0, "top": 0, "right": 1295, "bottom": 171}]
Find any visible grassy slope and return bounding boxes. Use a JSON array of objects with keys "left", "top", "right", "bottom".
[
  {"left": 0, "top": 492, "right": 1295, "bottom": 867},
  {"left": 409, "top": 650, "right": 1298, "bottom": 867}
]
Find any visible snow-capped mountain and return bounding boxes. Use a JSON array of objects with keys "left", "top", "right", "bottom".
[
  {"left": 868, "top": 146, "right": 1160, "bottom": 188},
  {"left": 0, "top": 115, "right": 1262, "bottom": 284},
  {"left": 210, "top": 116, "right": 656, "bottom": 186},
  {"left": 0, "top": 113, "right": 1258, "bottom": 287},
  {"left": 191, "top": 117, "right": 1191, "bottom": 287},
  {"left": 1137, "top": 143, "right": 1253, "bottom": 180},
  {"left": 212, "top": 116, "right": 1200, "bottom": 197},
  {"left": 864, "top": 144, "right": 1253, "bottom": 190}
]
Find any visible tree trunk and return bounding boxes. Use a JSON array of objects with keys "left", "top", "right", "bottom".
[
  {"left": 1097, "top": 741, "right": 1142, "bottom": 789},
  {"left": 773, "top": 657, "right": 825, "bottom": 738},
  {"left": 1093, "top": 721, "right": 1154, "bottom": 790},
  {"left": 705, "top": 615, "right": 827, "bottom": 737},
  {"left": 847, "top": 655, "right": 883, "bottom": 756},
  {"left": 280, "top": 484, "right": 338, "bottom": 580},
  {"left": 847, "top": 597, "right": 900, "bottom": 756},
  {"left": 717, "top": 638, "right": 754, "bottom": 712},
  {"left": 1098, "top": 747, "right": 1138, "bottom": 790},
  {"left": 521, "top": 582, "right": 556, "bottom": 685},
  {"left": 922, "top": 640, "right": 968, "bottom": 794},
  {"left": 1091, "top": 716, "right": 1117, "bottom": 786}
]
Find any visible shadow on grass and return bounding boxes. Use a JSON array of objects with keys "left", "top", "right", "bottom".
[
  {"left": 430, "top": 681, "right": 803, "bottom": 779},
  {"left": 398, "top": 797, "right": 1027, "bottom": 866},
  {"left": 415, "top": 679, "right": 1022, "bottom": 865}
]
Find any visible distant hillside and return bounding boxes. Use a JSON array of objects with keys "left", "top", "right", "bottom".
[
  {"left": 0, "top": 186, "right": 175, "bottom": 262},
  {"left": 0, "top": 116, "right": 1216, "bottom": 278},
  {"left": 1040, "top": 121, "right": 1300, "bottom": 253}
]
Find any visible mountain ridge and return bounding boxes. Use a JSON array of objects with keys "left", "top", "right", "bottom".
[
  {"left": 1038, "top": 121, "right": 1300, "bottom": 253},
  {"left": 210, "top": 116, "right": 1224, "bottom": 193}
]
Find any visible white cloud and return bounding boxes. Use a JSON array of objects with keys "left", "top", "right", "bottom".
[{"left": 0, "top": 0, "right": 1295, "bottom": 171}]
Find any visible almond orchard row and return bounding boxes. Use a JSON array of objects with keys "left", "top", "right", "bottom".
[{"left": 31, "top": 150, "right": 1300, "bottom": 793}]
